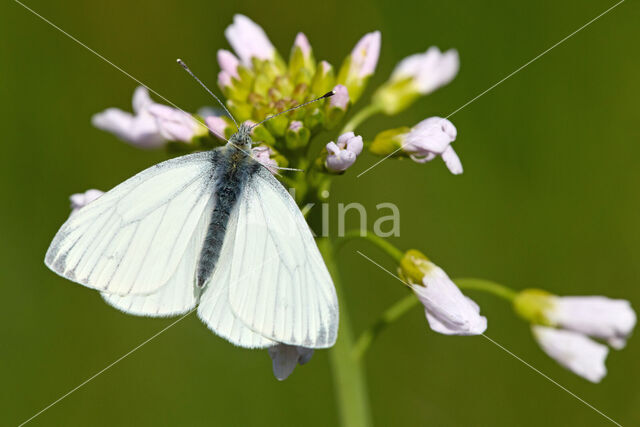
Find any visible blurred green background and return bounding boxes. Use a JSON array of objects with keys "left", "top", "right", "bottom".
[{"left": 2, "top": 0, "right": 640, "bottom": 425}]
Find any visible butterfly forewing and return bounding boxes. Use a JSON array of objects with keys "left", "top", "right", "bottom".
[{"left": 45, "top": 151, "right": 216, "bottom": 296}]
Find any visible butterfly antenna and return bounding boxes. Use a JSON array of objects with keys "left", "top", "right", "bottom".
[
  {"left": 176, "top": 58, "right": 239, "bottom": 130},
  {"left": 251, "top": 90, "right": 336, "bottom": 130}
]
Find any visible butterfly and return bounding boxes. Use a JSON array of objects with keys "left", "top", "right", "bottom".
[{"left": 45, "top": 61, "right": 339, "bottom": 350}]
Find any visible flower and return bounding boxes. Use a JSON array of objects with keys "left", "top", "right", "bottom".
[
  {"left": 70, "top": 189, "right": 103, "bottom": 213},
  {"left": 92, "top": 86, "right": 166, "bottom": 148},
  {"left": 204, "top": 115, "right": 231, "bottom": 141},
  {"left": 325, "top": 132, "right": 363, "bottom": 172},
  {"left": 514, "top": 290, "right": 637, "bottom": 349},
  {"left": 268, "top": 344, "right": 314, "bottom": 381},
  {"left": 92, "top": 87, "right": 202, "bottom": 147},
  {"left": 225, "top": 14, "right": 276, "bottom": 66},
  {"left": 399, "top": 250, "right": 487, "bottom": 335},
  {"left": 369, "top": 117, "right": 462, "bottom": 174},
  {"left": 253, "top": 144, "right": 278, "bottom": 174},
  {"left": 532, "top": 326, "right": 608, "bottom": 383},
  {"left": 217, "top": 49, "right": 240, "bottom": 79},
  {"left": 392, "top": 47, "right": 459, "bottom": 94},
  {"left": 373, "top": 47, "right": 459, "bottom": 114},
  {"left": 514, "top": 289, "right": 636, "bottom": 380},
  {"left": 147, "top": 104, "right": 201, "bottom": 143},
  {"left": 329, "top": 84, "right": 350, "bottom": 110},
  {"left": 337, "top": 31, "right": 381, "bottom": 102},
  {"left": 293, "top": 32, "right": 311, "bottom": 57},
  {"left": 404, "top": 117, "right": 462, "bottom": 174}
]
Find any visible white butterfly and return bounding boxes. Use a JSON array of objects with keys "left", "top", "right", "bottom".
[{"left": 45, "top": 121, "right": 339, "bottom": 350}]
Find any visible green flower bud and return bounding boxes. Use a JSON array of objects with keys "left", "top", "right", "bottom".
[
  {"left": 303, "top": 107, "right": 325, "bottom": 130},
  {"left": 226, "top": 99, "right": 253, "bottom": 123},
  {"left": 265, "top": 113, "right": 289, "bottom": 137},
  {"left": 289, "top": 33, "right": 316, "bottom": 79},
  {"left": 285, "top": 120, "right": 310, "bottom": 149},
  {"left": 311, "top": 61, "right": 335, "bottom": 97},
  {"left": 513, "top": 289, "right": 556, "bottom": 326},
  {"left": 369, "top": 127, "right": 409, "bottom": 156},
  {"left": 252, "top": 123, "right": 275, "bottom": 145},
  {"left": 398, "top": 249, "right": 431, "bottom": 286}
]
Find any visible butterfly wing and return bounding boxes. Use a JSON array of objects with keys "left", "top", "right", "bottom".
[
  {"left": 45, "top": 151, "right": 216, "bottom": 296},
  {"left": 198, "top": 166, "right": 338, "bottom": 348}
]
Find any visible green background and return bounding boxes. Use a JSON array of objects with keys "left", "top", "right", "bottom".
[{"left": 2, "top": 0, "right": 639, "bottom": 425}]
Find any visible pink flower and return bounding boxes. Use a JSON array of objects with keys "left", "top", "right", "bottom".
[
  {"left": 325, "top": 132, "right": 363, "bottom": 172},
  {"left": 147, "top": 104, "right": 200, "bottom": 142},
  {"left": 350, "top": 31, "right": 381, "bottom": 78},
  {"left": 391, "top": 47, "right": 459, "bottom": 94},
  {"left": 70, "top": 189, "right": 104, "bottom": 214},
  {"left": 404, "top": 117, "right": 462, "bottom": 174},
  {"left": 329, "top": 85, "right": 350, "bottom": 110},
  {"left": 224, "top": 15, "right": 276, "bottom": 66},
  {"left": 91, "top": 87, "right": 165, "bottom": 148},
  {"left": 252, "top": 145, "right": 278, "bottom": 174},
  {"left": 204, "top": 116, "right": 230, "bottom": 141},
  {"left": 268, "top": 344, "right": 314, "bottom": 381},
  {"left": 293, "top": 32, "right": 311, "bottom": 57},
  {"left": 217, "top": 49, "right": 240, "bottom": 78}
]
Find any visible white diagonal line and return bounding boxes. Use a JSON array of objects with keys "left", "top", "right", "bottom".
[
  {"left": 357, "top": 0, "right": 625, "bottom": 178},
  {"left": 481, "top": 334, "right": 622, "bottom": 426},
  {"left": 356, "top": 250, "right": 622, "bottom": 426},
  {"left": 18, "top": 309, "right": 195, "bottom": 426},
  {"left": 12, "top": 0, "right": 227, "bottom": 141}
]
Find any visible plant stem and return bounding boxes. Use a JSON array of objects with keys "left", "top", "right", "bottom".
[
  {"left": 454, "top": 278, "right": 517, "bottom": 301},
  {"left": 340, "top": 103, "right": 382, "bottom": 134},
  {"left": 335, "top": 229, "right": 404, "bottom": 263},
  {"left": 352, "top": 293, "right": 419, "bottom": 361},
  {"left": 318, "top": 238, "right": 372, "bottom": 427}
]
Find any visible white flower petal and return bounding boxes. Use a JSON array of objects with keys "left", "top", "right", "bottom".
[
  {"left": 350, "top": 31, "right": 381, "bottom": 78},
  {"left": 548, "top": 296, "right": 636, "bottom": 349},
  {"left": 441, "top": 145, "right": 463, "bottom": 175},
  {"left": 533, "top": 326, "right": 608, "bottom": 383},
  {"left": 412, "top": 263, "right": 487, "bottom": 335},
  {"left": 91, "top": 108, "right": 164, "bottom": 148}
]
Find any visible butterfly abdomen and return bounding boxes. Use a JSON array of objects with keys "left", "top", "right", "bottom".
[{"left": 196, "top": 146, "right": 260, "bottom": 289}]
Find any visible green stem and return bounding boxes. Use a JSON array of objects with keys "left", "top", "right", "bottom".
[
  {"left": 454, "top": 278, "right": 517, "bottom": 301},
  {"left": 352, "top": 293, "right": 419, "bottom": 360},
  {"left": 335, "top": 229, "right": 404, "bottom": 263},
  {"left": 318, "top": 238, "right": 372, "bottom": 427},
  {"left": 340, "top": 103, "right": 382, "bottom": 134}
]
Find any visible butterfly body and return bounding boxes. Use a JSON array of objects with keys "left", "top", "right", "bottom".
[{"left": 196, "top": 139, "right": 260, "bottom": 290}]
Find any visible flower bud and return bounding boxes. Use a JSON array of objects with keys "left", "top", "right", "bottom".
[
  {"left": 311, "top": 61, "right": 336, "bottom": 97},
  {"left": 373, "top": 47, "right": 459, "bottom": 115},
  {"left": 337, "top": 31, "right": 381, "bottom": 103},
  {"left": 285, "top": 120, "right": 310, "bottom": 149},
  {"left": 324, "top": 84, "right": 350, "bottom": 129},
  {"left": 289, "top": 32, "right": 315, "bottom": 79},
  {"left": 252, "top": 144, "right": 279, "bottom": 174}
]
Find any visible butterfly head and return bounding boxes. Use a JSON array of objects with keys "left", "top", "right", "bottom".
[{"left": 228, "top": 122, "right": 253, "bottom": 150}]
